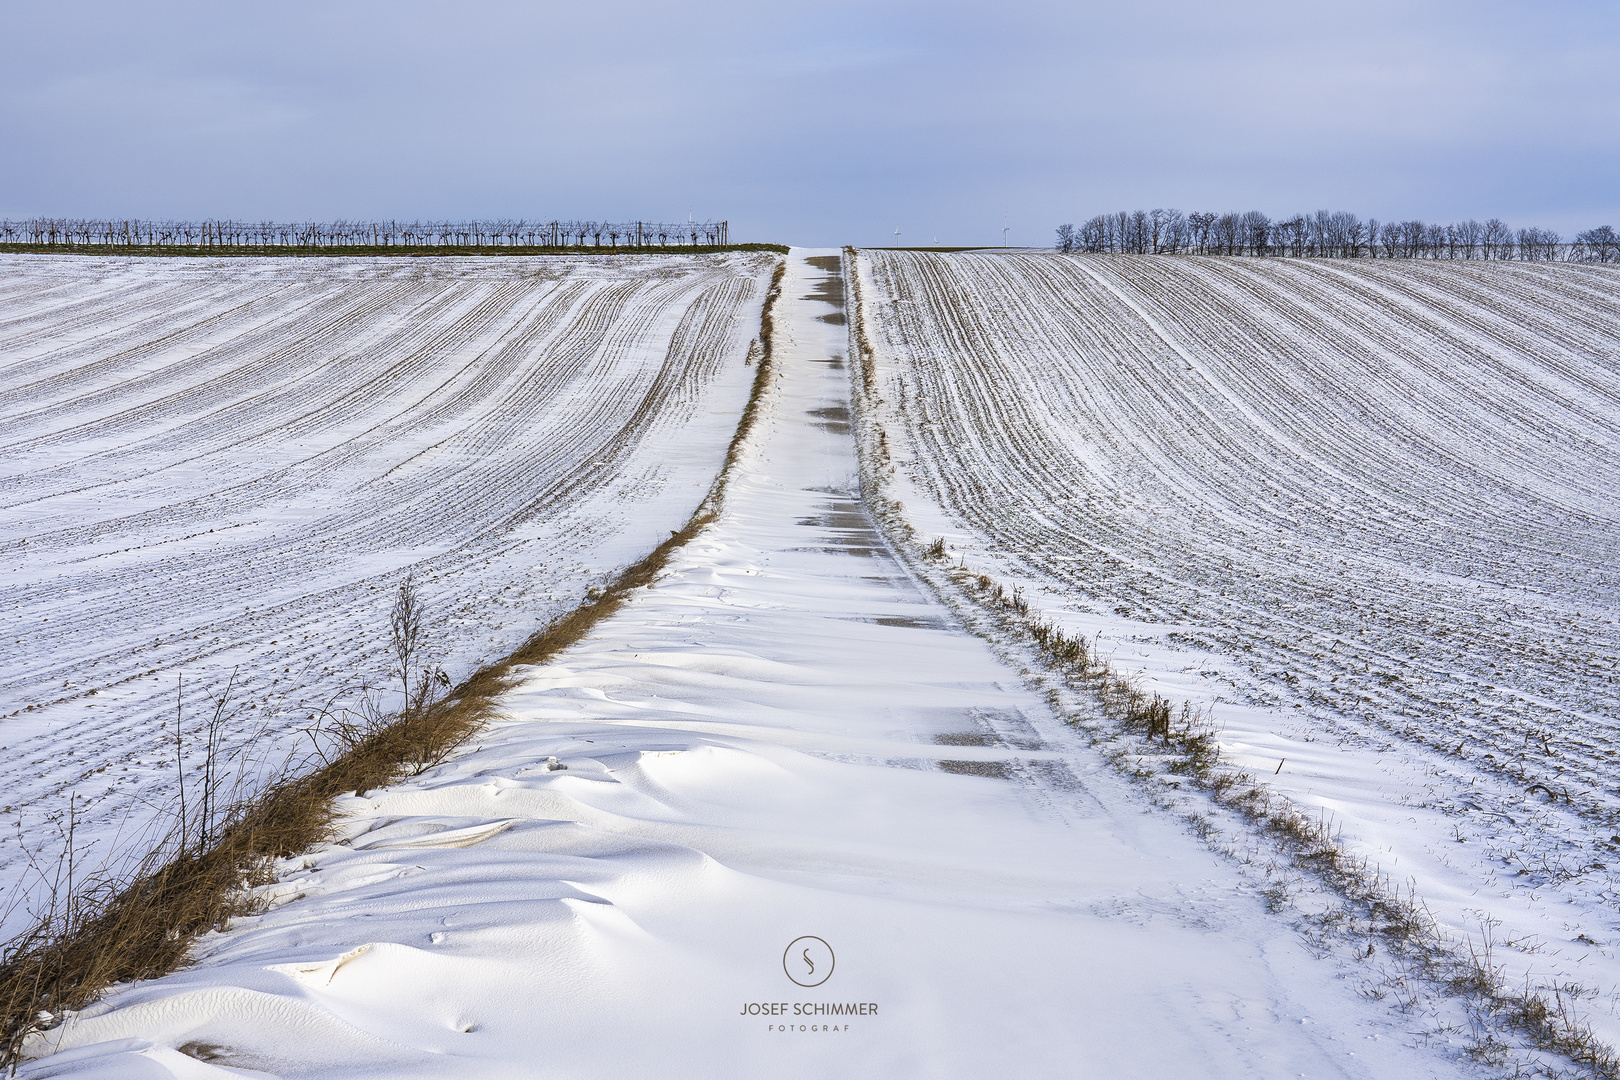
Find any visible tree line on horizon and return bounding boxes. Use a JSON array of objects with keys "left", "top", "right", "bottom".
[
  {"left": 1055, "top": 210, "right": 1620, "bottom": 262},
  {"left": 0, "top": 218, "right": 730, "bottom": 249}
]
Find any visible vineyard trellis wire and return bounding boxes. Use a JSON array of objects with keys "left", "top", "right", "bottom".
[
  {"left": 1054, "top": 210, "right": 1620, "bottom": 263},
  {"left": 0, "top": 218, "right": 729, "bottom": 250}
]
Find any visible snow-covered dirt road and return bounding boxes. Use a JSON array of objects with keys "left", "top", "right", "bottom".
[
  {"left": 0, "top": 253, "right": 772, "bottom": 928},
  {"left": 21, "top": 252, "right": 1477, "bottom": 1079}
]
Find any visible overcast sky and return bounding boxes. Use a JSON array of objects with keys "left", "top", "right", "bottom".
[{"left": 2, "top": 0, "right": 1617, "bottom": 247}]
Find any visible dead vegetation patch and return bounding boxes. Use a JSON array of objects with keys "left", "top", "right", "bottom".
[{"left": 937, "top": 760, "right": 1015, "bottom": 780}]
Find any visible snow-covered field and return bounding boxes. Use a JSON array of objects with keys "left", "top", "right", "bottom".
[
  {"left": 855, "top": 250, "right": 1620, "bottom": 1043},
  {"left": 19, "top": 251, "right": 1488, "bottom": 1080},
  {"left": 18, "top": 245, "right": 1620, "bottom": 1077},
  {"left": 0, "top": 252, "right": 773, "bottom": 922}
]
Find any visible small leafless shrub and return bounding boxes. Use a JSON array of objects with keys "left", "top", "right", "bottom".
[{"left": 390, "top": 574, "right": 424, "bottom": 713}]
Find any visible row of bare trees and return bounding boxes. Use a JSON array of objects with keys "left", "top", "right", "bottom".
[
  {"left": 1054, "top": 210, "right": 1620, "bottom": 263},
  {"left": 0, "top": 218, "right": 730, "bottom": 250}
]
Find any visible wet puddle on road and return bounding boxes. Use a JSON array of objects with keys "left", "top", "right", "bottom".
[{"left": 808, "top": 404, "right": 850, "bottom": 433}]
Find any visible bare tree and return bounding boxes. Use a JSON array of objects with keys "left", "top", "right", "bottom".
[
  {"left": 1377, "top": 221, "right": 1399, "bottom": 259},
  {"left": 1187, "top": 212, "right": 1216, "bottom": 254},
  {"left": 1423, "top": 222, "right": 1447, "bottom": 259},
  {"left": 1079, "top": 217, "right": 1108, "bottom": 252},
  {"left": 1456, "top": 219, "right": 1482, "bottom": 259},
  {"left": 1160, "top": 209, "right": 1188, "bottom": 253},
  {"left": 1577, "top": 225, "right": 1619, "bottom": 262},
  {"left": 1127, "top": 210, "right": 1149, "bottom": 253},
  {"left": 1341, "top": 214, "right": 1368, "bottom": 258},
  {"left": 1241, "top": 211, "right": 1271, "bottom": 255},
  {"left": 1147, "top": 209, "right": 1166, "bottom": 253},
  {"left": 1482, "top": 218, "right": 1511, "bottom": 260}
]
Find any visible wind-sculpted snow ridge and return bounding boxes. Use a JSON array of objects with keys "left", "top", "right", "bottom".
[
  {"left": 0, "top": 252, "right": 774, "bottom": 925},
  {"left": 856, "top": 249, "right": 1620, "bottom": 1047}
]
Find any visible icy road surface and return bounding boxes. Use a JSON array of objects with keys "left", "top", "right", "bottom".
[
  {"left": 0, "top": 252, "right": 773, "bottom": 928},
  {"left": 22, "top": 253, "right": 1476, "bottom": 1079}
]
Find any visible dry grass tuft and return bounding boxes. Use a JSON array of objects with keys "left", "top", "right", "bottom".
[{"left": 0, "top": 255, "right": 788, "bottom": 1069}]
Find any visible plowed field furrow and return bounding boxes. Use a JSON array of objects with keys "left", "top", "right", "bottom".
[
  {"left": 0, "top": 253, "right": 774, "bottom": 915},
  {"left": 858, "top": 251, "right": 1620, "bottom": 827},
  {"left": 1091, "top": 259, "right": 1616, "bottom": 523},
  {"left": 4, "top": 278, "right": 649, "bottom": 600},
  {"left": 1288, "top": 262, "right": 1620, "bottom": 444},
  {"left": 5, "top": 271, "right": 731, "bottom": 631},
  {"left": 0, "top": 273, "right": 188, "bottom": 347},
  {"left": 0, "top": 276, "right": 301, "bottom": 370},
  {"left": 0, "top": 291, "right": 505, "bottom": 525},
  {"left": 0, "top": 276, "right": 439, "bottom": 433},
  {"left": 0, "top": 279, "right": 459, "bottom": 493},
  {"left": 0, "top": 278, "right": 340, "bottom": 404},
  {"left": 1356, "top": 260, "right": 1620, "bottom": 361}
]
